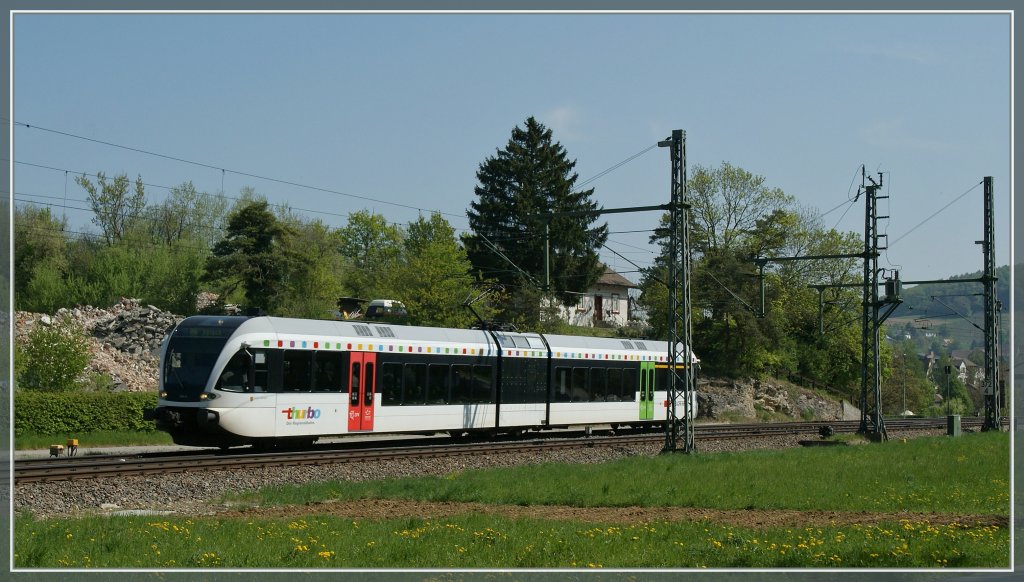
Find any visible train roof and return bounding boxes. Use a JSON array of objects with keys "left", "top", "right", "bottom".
[
  {"left": 544, "top": 333, "right": 698, "bottom": 361},
  {"left": 176, "top": 316, "right": 696, "bottom": 360},
  {"left": 229, "top": 316, "right": 493, "bottom": 345}
]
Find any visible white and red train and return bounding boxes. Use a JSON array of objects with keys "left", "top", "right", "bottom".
[{"left": 148, "top": 315, "right": 698, "bottom": 448}]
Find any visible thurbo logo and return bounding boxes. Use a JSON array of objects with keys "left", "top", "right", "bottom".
[{"left": 281, "top": 406, "right": 321, "bottom": 420}]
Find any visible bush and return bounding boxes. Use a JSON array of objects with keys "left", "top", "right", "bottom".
[
  {"left": 14, "top": 391, "right": 158, "bottom": 436},
  {"left": 17, "top": 317, "right": 91, "bottom": 392}
]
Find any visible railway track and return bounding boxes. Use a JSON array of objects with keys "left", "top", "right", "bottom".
[{"left": 13, "top": 417, "right": 993, "bottom": 484}]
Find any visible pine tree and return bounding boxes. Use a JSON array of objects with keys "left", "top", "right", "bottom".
[
  {"left": 203, "top": 200, "right": 292, "bottom": 312},
  {"left": 464, "top": 117, "right": 607, "bottom": 321}
]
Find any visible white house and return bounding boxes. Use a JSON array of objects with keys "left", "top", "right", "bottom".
[{"left": 556, "top": 266, "right": 638, "bottom": 328}]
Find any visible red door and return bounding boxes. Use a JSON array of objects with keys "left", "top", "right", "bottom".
[{"left": 347, "top": 352, "right": 377, "bottom": 432}]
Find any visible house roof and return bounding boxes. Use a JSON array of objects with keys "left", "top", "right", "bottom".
[{"left": 597, "top": 266, "right": 637, "bottom": 289}]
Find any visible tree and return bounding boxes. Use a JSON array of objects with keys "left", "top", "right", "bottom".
[
  {"left": 203, "top": 200, "right": 292, "bottom": 311},
  {"left": 14, "top": 206, "right": 69, "bottom": 309},
  {"left": 688, "top": 162, "right": 793, "bottom": 258},
  {"left": 336, "top": 210, "right": 404, "bottom": 300},
  {"left": 275, "top": 219, "right": 348, "bottom": 319},
  {"left": 464, "top": 116, "right": 608, "bottom": 324},
  {"left": 636, "top": 161, "right": 865, "bottom": 386},
  {"left": 145, "top": 181, "right": 228, "bottom": 247},
  {"left": 75, "top": 171, "right": 146, "bottom": 245},
  {"left": 880, "top": 340, "right": 934, "bottom": 416},
  {"left": 388, "top": 213, "right": 485, "bottom": 328},
  {"left": 928, "top": 354, "right": 973, "bottom": 416}
]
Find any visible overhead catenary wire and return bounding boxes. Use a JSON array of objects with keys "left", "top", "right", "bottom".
[
  {"left": 9, "top": 158, "right": 409, "bottom": 230},
  {"left": 575, "top": 143, "right": 658, "bottom": 190},
  {"left": 10, "top": 118, "right": 667, "bottom": 232},
  {"left": 8, "top": 118, "right": 467, "bottom": 221},
  {"left": 10, "top": 120, "right": 676, "bottom": 275},
  {"left": 888, "top": 180, "right": 983, "bottom": 249}
]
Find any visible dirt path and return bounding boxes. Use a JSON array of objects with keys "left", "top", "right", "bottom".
[{"left": 216, "top": 499, "right": 1008, "bottom": 529}]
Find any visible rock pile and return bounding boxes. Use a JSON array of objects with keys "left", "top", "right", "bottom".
[
  {"left": 15, "top": 298, "right": 184, "bottom": 393},
  {"left": 86, "top": 299, "right": 184, "bottom": 360}
]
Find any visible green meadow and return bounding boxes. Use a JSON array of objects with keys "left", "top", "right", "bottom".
[{"left": 15, "top": 432, "right": 1010, "bottom": 569}]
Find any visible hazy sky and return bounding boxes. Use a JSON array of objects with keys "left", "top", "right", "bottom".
[{"left": 10, "top": 10, "right": 1012, "bottom": 285}]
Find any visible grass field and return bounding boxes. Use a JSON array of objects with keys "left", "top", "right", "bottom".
[
  {"left": 14, "top": 432, "right": 1011, "bottom": 569},
  {"left": 227, "top": 432, "right": 1009, "bottom": 515}
]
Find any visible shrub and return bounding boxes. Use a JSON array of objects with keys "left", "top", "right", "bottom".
[
  {"left": 17, "top": 317, "right": 91, "bottom": 392},
  {"left": 14, "top": 391, "right": 158, "bottom": 436}
]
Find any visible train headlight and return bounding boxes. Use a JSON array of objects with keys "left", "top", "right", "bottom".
[
  {"left": 199, "top": 392, "right": 218, "bottom": 401},
  {"left": 159, "top": 391, "right": 168, "bottom": 399}
]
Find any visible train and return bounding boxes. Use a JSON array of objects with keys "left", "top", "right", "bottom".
[{"left": 146, "top": 314, "right": 699, "bottom": 448}]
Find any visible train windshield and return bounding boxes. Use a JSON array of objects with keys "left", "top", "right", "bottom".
[{"left": 162, "top": 317, "right": 248, "bottom": 401}]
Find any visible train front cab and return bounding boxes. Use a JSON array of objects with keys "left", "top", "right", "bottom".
[{"left": 150, "top": 316, "right": 255, "bottom": 447}]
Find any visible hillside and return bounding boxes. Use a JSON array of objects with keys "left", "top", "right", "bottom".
[{"left": 886, "top": 265, "right": 1011, "bottom": 353}]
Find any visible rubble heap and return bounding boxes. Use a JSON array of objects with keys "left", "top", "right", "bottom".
[
  {"left": 15, "top": 298, "right": 184, "bottom": 393},
  {"left": 87, "top": 299, "right": 184, "bottom": 360}
]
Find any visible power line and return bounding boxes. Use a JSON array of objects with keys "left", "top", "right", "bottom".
[
  {"left": 10, "top": 119, "right": 669, "bottom": 235},
  {"left": 10, "top": 158, "right": 368, "bottom": 226},
  {"left": 9, "top": 118, "right": 468, "bottom": 221},
  {"left": 889, "top": 181, "right": 983, "bottom": 248},
  {"left": 576, "top": 143, "right": 658, "bottom": 190}
]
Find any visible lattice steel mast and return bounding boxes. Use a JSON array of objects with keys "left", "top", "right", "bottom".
[
  {"left": 660, "top": 130, "right": 695, "bottom": 453},
  {"left": 858, "top": 169, "right": 889, "bottom": 439},
  {"left": 981, "top": 176, "right": 1002, "bottom": 431}
]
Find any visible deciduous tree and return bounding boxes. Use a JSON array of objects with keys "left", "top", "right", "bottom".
[{"left": 75, "top": 171, "right": 146, "bottom": 245}]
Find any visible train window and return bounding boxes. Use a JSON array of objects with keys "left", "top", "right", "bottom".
[
  {"left": 349, "top": 363, "right": 361, "bottom": 406},
  {"left": 623, "top": 368, "right": 637, "bottom": 401},
  {"left": 554, "top": 367, "right": 571, "bottom": 402},
  {"left": 404, "top": 364, "right": 426, "bottom": 405},
  {"left": 313, "top": 352, "right": 345, "bottom": 392},
  {"left": 591, "top": 368, "right": 607, "bottom": 402},
  {"left": 215, "top": 351, "right": 250, "bottom": 392},
  {"left": 381, "top": 363, "right": 402, "bottom": 406},
  {"left": 570, "top": 367, "right": 589, "bottom": 402},
  {"left": 251, "top": 351, "right": 267, "bottom": 393},
  {"left": 495, "top": 335, "right": 513, "bottom": 348},
  {"left": 364, "top": 363, "right": 375, "bottom": 406},
  {"left": 655, "top": 368, "right": 668, "bottom": 393},
  {"left": 282, "top": 350, "right": 313, "bottom": 392},
  {"left": 512, "top": 336, "right": 530, "bottom": 349},
  {"left": 428, "top": 364, "right": 450, "bottom": 405},
  {"left": 607, "top": 368, "right": 623, "bottom": 402},
  {"left": 472, "top": 365, "right": 493, "bottom": 403},
  {"left": 451, "top": 365, "right": 472, "bottom": 404}
]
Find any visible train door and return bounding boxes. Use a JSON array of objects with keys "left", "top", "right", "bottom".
[
  {"left": 347, "top": 352, "right": 377, "bottom": 432},
  {"left": 639, "top": 361, "right": 654, "bottom": 420}
]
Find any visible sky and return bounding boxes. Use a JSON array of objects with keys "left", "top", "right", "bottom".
[{"left": 9, "top": 10, "right": 1013, "bottom": 286}]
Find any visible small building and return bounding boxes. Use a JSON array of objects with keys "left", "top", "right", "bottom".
[{"left": 556, "top": 265, "right": 638, "bottom": 328}]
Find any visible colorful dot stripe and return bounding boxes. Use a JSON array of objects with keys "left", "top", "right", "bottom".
[{"left": 253, "top": 338, "right": 673, "bottom": 361}]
